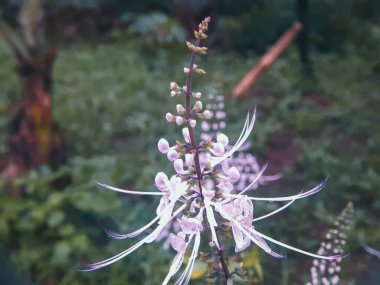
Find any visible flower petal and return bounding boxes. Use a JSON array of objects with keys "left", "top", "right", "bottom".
[{"left": 215, "top": 202, "right": 283, "bottom": 258}]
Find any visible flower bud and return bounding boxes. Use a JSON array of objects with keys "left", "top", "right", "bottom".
[
  {"left": 217, "top": 133, "right": 229, "bottom": 146},
  {"left": 166, "top": 112, "right": 174, "bottom": 122},
  {"left": 167, "top": 148, "right": 179, "bottom": 161},
  {"left": 193, "top": 101, "right": 203, "bottom": 112},
  {"left": 195, "top": 68, "right": 206, "bottom": 74},
  {"left": 170, "top": 91, "right": 177, "bottom": 97},
  {"left": 155, "top": 172, "right": 168, "bottom": 188},
  {"left": 174, "top": 159, "right": 184, "bottom": 174},
  {"left": 186, "top": 41, "right": 195, "bottom": 51},
  {"left": 184, "top": 67, "right": 190, "bottom": 74},
  {"left": 182, "top": 86, "right": 187, "bottom": 93},
  {"left": 182, "top": 128, "right": 190, "bottom": 143},
  {"left": 158, "top": 138, "right": 169, "bottom": 153},
  {"left": 193, "top": 92, "right": 202, "bottom": 99},
  {"left": 190, "top": 119, "right": 196, "bottom": 128},
  {"left": 212, "top": 142, "right": 225, "bottom": 156},
  {"left": 176, "top": 116, "right": 184, "bottom": 126},
  {"left": 176, "top": 104, "right": 185, "bottom": 114},
  {"left": 170, "top": 82, "right": 178, "bottom": 90},
  {"left": 228, "top": 167, "right": 240, "bottom": 182}
]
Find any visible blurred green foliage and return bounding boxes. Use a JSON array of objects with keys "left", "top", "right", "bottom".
[{"left": 0, "top": 2, "right": 379, "bottom": 284}]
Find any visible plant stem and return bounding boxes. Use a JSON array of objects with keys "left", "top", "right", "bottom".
[
  {"left": 184, "top": 38, "right": 204, "bottom": 200},
  {"left": 184, "top": 34, "right": 230, "bottom": 282},
  {"left": 215, "top": 231, "right": 231, "bottom": 281}
]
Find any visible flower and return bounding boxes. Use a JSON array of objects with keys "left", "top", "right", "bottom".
[
  {"left": 82, "top": 17, "right": 343, "bottom": 284},
  {"left": 306, "top": 202, "right": 354, "bottom": 285}
]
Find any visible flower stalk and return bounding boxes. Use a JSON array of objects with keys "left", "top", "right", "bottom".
[
  {"left": 183, "top": 19, "right": 232, "bottom": 280},
  {"left": 82, "top": 16, "right": 344, "bottom": 285},
  {"left": 184, "top": 36, "right": 204, "bottom": 200}
]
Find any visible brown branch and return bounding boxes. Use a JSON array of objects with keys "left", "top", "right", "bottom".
[{"left": 232, "top": 22, "right": 303, "bottom": 98}]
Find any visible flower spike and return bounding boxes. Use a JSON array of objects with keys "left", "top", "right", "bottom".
[{"left": 84, "top": 17, "right": 342, "bottom": 284}]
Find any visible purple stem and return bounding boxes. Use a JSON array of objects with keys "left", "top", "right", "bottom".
[
  {"left": 216, "top": 233, "right": 231, "bottom": 280},
  {"left": 184, "top": 37, "right": 230, "bottom": 280},
  {"left": 184, "top": 38, "right": 204, "bottom": 200}
]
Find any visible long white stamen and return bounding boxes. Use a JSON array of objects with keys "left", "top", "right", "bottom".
[
  {"left": 162, "top": 253, "right": 185, "bottom": 285},
  {"left": 80, "top": 204, "right": 186, "bottom": 271},
  {"left": 175, "top": 233, "right": 201, "bottom": 285},
  {"left": 220, "top": 112, "right": 254, "bottom": 160},
  {"left": 252, "top": 228, "right": 343, "bottom": 260},
  {"left": 96, "top": 182, "right": 164, "bottom": 196},
  {"left": 261, "top": 173, "right": 283, "bottom": 182},
  {"left": 253, "top": 199, "right": 296, "bottom": 222},
  {"left": 163, "top": 235, "right": 195, "bottom": 285},
  {"left": 211, "top": 110, "right": 256, "bottom": 167},
  {"left": 226, "top": 179, "right": 327, "bottom": 202},
  {"left": 183, "top": 233, "right": 201, "bottom": 285},
  {"left": 238, "top": 162, "right": 268, "bottom": 195},
  {"left": 102, "top": 200, "right": 178, "bottom": 239}
]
